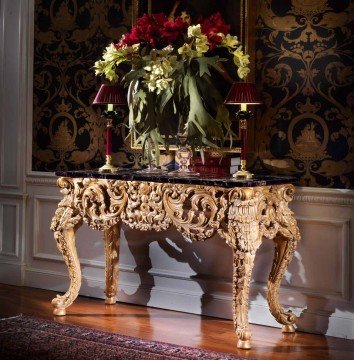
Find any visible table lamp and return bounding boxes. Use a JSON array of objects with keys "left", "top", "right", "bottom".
[
  {"left": 93, "top": 84, "right": 127, "bottom": 172},
  {"left": 224, "top": 82, "right": 261, "bottom": 179}
]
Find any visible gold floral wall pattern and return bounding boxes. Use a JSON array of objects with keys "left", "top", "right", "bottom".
[
  {"left": 255, "top": 0, "right": 354, "bottom": 188},
  {"left": 32, "top": 0, "right": 140, "bottom": 171}
]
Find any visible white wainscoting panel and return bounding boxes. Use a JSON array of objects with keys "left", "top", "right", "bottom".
[
  {"left": 0, "top": 202, "right": 19, "bottom": 257},
  {"left": 0, "top": 193, "right": 27, "bottom": 285},
  {"left": 32, "top": 194, "right": 64, "bottom": 262},
  {"left": 0, "top": 0, "right": 29, "bottom": 286},
  {"left": 25, "top": 177, "right": 107, "bottom": 286},
  {"left": 0, "top": 0, "right": 27, "bottom": 189}
]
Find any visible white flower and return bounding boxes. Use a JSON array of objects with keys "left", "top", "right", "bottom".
[
  {"left": 178, "top": 43, "right": 197, "bottom": 58},
  {"left": 94, "top": 42, "right": 140, "bottom": 80},
  {"left": 237, "top": 66, "right": 250, "bottom": 79},
  {"left": 105, "top": 68, "right": 119, "bottom": 82},
  {"left": 233, "top": 46, "right": 250, "bottom": 66},
  {"left": 157, "top": 45, "right": 174, "bottom": 57},
  {"left": 94, "top": 60, "right": 106, "bottom": 76},
  {"left": 102, "top": 43, "right": 119, "bottom": 62},
  {"left": 121, "top": 43, "right": 140, "bottom": 56},
  {"left": 143, "top": 54, "right": 177, "bottom": 93},
  {"left": 147, "top": 79, "right": 157, "bottom": 92},
  {"left": 195, "top": 36, "right": 209, "bottom": 56},
  {"left": 187, "top": 24, "right": 202, "bottom": 38},
  {"left": 222, "top": 34, "right": 239, "bottom": 48},
  {"left": 232, "top": 46, "right": 250, "bottom": 78},
  {"left": 156, "top": 78, "right": 173, "bottom": 93}
]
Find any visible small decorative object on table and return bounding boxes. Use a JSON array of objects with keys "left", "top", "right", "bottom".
[
  {"left": 169, "top": 133, "right": 199, "bottom": 176},
  {"left": 94, "top": 12, "right": 251, "bottom": 168},
  {"left": 137, "top": 137, "right": 168, "bottom": 174},
  {"left": 93, "top": 84, "right": 127, "bottom": 172},
  {"left": 189, "top": 152, "right": 234, "bottom": 176},
  {"left": 173, "top": 146, "right": 199, "bottom": 176},
  {"left": 224, "top": 82, "right": 261, "bottom": 179}
]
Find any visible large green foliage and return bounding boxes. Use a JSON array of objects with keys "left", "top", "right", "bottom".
[{"left": 128, "top": 56, "right": 232, "bottom": 161}]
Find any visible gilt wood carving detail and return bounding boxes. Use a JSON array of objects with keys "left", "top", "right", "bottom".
[{"left": 51, "top": 177, "right": 300, "bottom": 349}]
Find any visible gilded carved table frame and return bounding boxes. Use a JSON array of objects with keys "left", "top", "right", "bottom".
[{"left": 51, "top": 177, "right": 300, "bottom": 349}]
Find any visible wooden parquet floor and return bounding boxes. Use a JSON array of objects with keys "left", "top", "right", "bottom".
[{"left": 0, "top": 284, "right": 353, "bottom": 359}]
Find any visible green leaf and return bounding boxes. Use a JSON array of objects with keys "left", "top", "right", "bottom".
[
  {"left": 195, "top": 74, "right": 223, "bottom": 112},
  {"left": 199, "top": 148, "right": 205, "bottom": 164},
  {"left": 194, "top": 56, "right": 226, "bottom": 77},
  {"left": 123, "top": 68, "right": 145, "bottom": 84},
  {"left": 185, "top": 71, "right": 222, "bottom": 147},
  {"left": 183, "top": 74, "right": 189, "bottom": 98},
  {"left": 201, "top": 137, "right": 218, "bottom": 148},
  {"left": 158, "top": 89, "right": 173, "bottom": 113}
]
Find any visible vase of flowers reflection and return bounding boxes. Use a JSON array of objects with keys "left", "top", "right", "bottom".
[{"left": 94, "top": 12, "right": 250, "bottom": 172}]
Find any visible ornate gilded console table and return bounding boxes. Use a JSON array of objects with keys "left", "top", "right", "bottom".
[{"left": 51, "top": 170, "right": 300, "bottom": 349}]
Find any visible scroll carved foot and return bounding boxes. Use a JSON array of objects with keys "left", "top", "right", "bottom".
[
  {"left": 282, "top": 324, "right": 296, "bottom": 333},
  {"left": 267, "top": 234, "right": 298, "bottom": 330},
  {"left": 104, "top": 223, "right": 121, "bottom": 305},
  {"left": 233, "top": 249, "right": 257, "bottom": 350},
  {"left": 51, "top": 223, "right": 82, "bottom": 316}
]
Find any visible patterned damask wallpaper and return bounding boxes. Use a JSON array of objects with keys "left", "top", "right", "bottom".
[
  {"left": 32, "top": 0, "right": 140, "bottom": 171},
  {"left": 255, "top": 0, "right": 354, "bottom": 188},
  {"left": 32, "top": 0, "right": 354, "bottom": 188}
]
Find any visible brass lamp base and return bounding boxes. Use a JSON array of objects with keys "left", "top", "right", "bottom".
[
  {"left": 232, "top": 160, "right": 253, "bottom": 179},
  {"left": 99, "top": 155, "right": 120, "bottom": 173},
  {"left": 233, "top": 169, "right": 253, "bottom": 179}
]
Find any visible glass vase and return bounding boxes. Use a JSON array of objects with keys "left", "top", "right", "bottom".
[
  {"left": 169, "top": 145, "right": 199, "bottom": 177},
  {"left": 138, "top": 138, "right": 167, "bottom": 174}
]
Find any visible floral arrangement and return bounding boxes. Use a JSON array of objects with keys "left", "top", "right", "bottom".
[{"left": 94, "top": 12, "right": 250, "bottom": 161}]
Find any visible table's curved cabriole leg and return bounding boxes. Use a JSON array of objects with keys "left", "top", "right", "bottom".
[
  {"left": 264, "top": 184, "right": 301, "bottom": 333},
  {"left": 51, "top": 209, "right": 83, "bottom": 316},
  {"left": 267, "top": 234, "right": 298, "bottom": 333},
  {"left": 50, "top": 177, "right": 83, "bottom": 316},
  {"left": 219, "top": 188, "right": 263, "bottom": 350},
  {"left": 104, "top": 223, "right": 121, "bottom": 304}
]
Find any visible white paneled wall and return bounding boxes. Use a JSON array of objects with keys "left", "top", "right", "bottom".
[
  {"left": 0, "top": 0, "right": 28, "bottom": 285},
  {"left": 0, "top": 0, "right": 353, "bottom": 340}
]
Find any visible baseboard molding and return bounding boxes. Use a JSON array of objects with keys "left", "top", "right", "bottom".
[
  {"left": 0, "top": 261, "right": 25, "bottom": 285},
  {"left": 23, "top": 266, "right": 354, "bottom": 339},
  {"left": 294, "top": 187, "right": 354, "bottom": 206}
]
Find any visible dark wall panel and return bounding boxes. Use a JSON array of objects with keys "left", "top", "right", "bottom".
[
  {"left": 255, "top": 0, "right": 353, "bottom": 188},
  {"left": 32, "top": 0, "right": 134, "bottom": 171}
]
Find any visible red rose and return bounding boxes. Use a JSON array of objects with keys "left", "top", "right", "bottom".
[
  {"left": 151, "top": 13, "right": 168, "bottom": 27},
  {"left": 199, "top": 12, "right": 230, "bottom": 50},
  {"left": 116, "top": 13, "right": 170, "bottom": 49},
  {"left": 160, "top": 17, "right": 187, "bottom": 46},
  {"left": 201, "top": 12, "right": 230, "bottom": 36},
  {"left": 207, "top": 33, "right": 224, "bottom": 50},
  {"left": 116, "top": 28, "right": 140, "bottom": 48}
]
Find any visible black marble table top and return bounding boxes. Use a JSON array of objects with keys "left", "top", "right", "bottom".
[{"left": 55, "top": 170, "right": 298, "bottom": 188}]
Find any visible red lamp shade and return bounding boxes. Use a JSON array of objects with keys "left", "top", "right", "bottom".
[
  {"left": 93, "top": 84, "right": 127, "bottom": 105},
  {"left": 224, "top": 82, "right": 262, "bottom": 105}
]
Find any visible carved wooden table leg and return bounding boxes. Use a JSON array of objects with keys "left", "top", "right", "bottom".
[
  {"left": 263, "top": 184, "right": 301, "bottom": 333},
  {"left": 221, "top": 188, "right": 263, "bottom": 349},
  {"left": 232, "top": 248, "right": 258, "bottom": 349},
  {"left": 50, "top": 178, "right": 83, "bottom": 316},
  {"left": 267, "top": 234, "right": 298, "bottom": 333},
  {"left": 51, "top": 218, "right": 83, "bottom": 316},
  {"left": 104, "top": 223, "right": 121, "bottom": 305}
]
